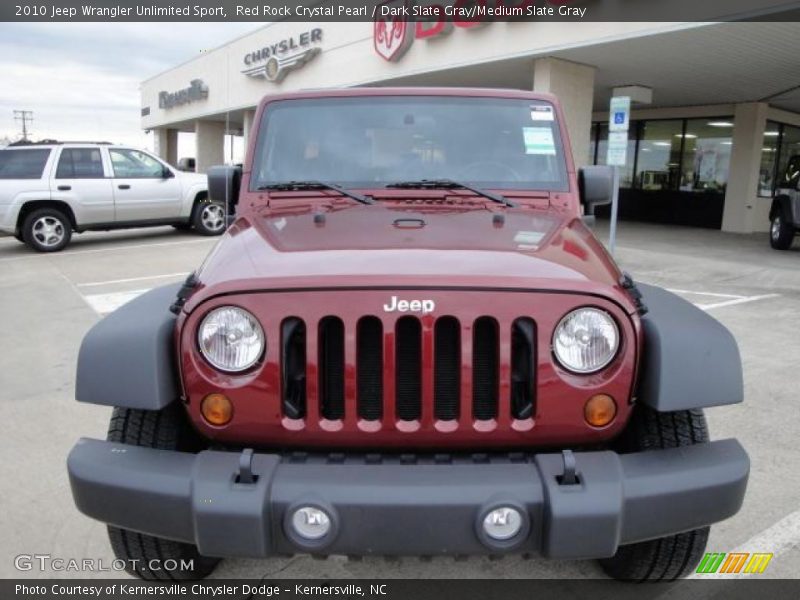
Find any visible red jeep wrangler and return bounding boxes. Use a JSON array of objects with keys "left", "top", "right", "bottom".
[{"left": 68, "top": 88, "right": 748, "bottom": 581}]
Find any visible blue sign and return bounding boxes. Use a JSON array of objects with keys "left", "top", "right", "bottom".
[{"left": 614, "top": 112, "right": 625, "bottom": 125}]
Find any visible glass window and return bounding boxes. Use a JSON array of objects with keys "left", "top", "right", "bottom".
[
  {"left": 109, "top": 149, "right": 166, "bottom": 178},
  {"left": 595, "top": 122, "right": 637, "bottom": 188},
  {"left": 252, "top": 96, "right": 570, "bottom": 192},
  {"left": 759, "top": 122, "right": 781, "bottom": 197},
  {"left": 56, "top": 148, "right": 105, "bottom": 179},
  {"left": 0, "top": 149, "right": 51, "bottom": 179},
  {"left": 680, "top": 119, "right": 733, "bottom": 193},
  {"left": 777, "top": 124, "right": 800, "bottom": 190},
  {"left": 635, "top": 120, "right": 684, "bottom": 191}
]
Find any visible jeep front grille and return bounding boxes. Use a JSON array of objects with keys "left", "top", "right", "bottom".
[{"left": 280, "top": 314, "right": 536, "bottom": 431}]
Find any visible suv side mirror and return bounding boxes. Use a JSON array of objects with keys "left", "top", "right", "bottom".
[
  {"left": 578, "top": 166, "right": 614, "bottom": 218},
  {"left": 208, "top": 165, "right": 242, "bottom": 225}
]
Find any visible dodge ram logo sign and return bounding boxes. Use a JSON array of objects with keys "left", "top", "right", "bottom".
[
  {"left": 383, "top": 296, "right": 436, "bottom": 314},
  {"left": 374, "top": 0, "right": 413, "bottom": 62}
]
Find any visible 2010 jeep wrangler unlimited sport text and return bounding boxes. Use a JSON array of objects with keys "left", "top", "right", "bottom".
[{"left": 67, "top": 88, "right": 749, "bottom": 581}]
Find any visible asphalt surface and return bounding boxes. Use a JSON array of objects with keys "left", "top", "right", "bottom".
[{"left": 0, "top": 221, "right": 798, "bottom": 580}]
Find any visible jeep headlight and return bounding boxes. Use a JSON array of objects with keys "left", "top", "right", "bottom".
[
  {"left": 552, "top": 308, "right": 619, "bottom": 374},
  {"left": 198, "top": 306, "right": 264, "bottom": 372}
]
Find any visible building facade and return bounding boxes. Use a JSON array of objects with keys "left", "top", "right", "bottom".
[{"left": 140, "top": 20, "right": 800, "bottom": 234}]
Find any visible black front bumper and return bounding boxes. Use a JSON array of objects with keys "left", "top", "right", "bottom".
[{"left": 67, "top": 438, "right": 748, "bottom": 559}]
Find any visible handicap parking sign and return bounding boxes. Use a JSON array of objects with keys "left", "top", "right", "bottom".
[{"left": 609, "top": 96, "right": 631, "bottom": 132}]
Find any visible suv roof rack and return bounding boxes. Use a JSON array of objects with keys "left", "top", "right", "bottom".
[{"left": 7, "top": 139, "right": 113, "bottom": 147}]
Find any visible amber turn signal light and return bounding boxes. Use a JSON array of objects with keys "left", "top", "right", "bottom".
[
  {"left": 584, "top": 394, "right": 617, "bottom": 428},
  {"left": 201, "top": 393, "right": 233, "bottom": 426}
]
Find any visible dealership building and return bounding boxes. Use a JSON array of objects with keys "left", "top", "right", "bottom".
[{"left": 140, "top": 19, "right": 800, "bottom": 233}]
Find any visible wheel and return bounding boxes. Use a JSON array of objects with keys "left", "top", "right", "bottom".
[
  {"left": 22, "top": 207, "right": 72, "bottom": 252},
  {"left": 14, "top": 232, "right": 24, "bottom": 242},
  {"left": 598, "top": 406, "right": 710, "bottom": 581},
  {"left": 769, "top": 211, "right": 794, "bottom": 250},
  {"left": 192, "top": 199, "right": 226, "bottom": 236},
  {"left": 106, "top": 405, "right": 219, "bottom": 580}
]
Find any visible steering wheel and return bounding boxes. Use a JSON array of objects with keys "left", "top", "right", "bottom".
[{"left": 457, "top": 161, "right": 523, "bottom": 182}]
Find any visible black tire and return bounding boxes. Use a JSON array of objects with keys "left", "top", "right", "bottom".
[
  {"left": 598, "top": 407, "right": 710, "bottom": 582},
  {"left": 770, "top": 210, "right": 795, "bottom": 250},
  {"left": 14, "top": 232, "right": 24, "bottom": 242},
  {"left": 21, "top": 207, "right": 72, "bottom": 252},
  {"left": 192, "top": 198, "right": 226, "bottom": 236},
  {"left": 106, "top": 405, "right": 219, "bottom": 580}
]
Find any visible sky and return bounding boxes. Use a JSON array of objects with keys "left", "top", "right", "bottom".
[{"left": 0, "top": 23, "right": 262, "bottom": 154}]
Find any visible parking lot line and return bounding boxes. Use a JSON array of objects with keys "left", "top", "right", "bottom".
[
  {"left": 83, "top": 289, "right": 152, "bottom": 315},
  {"left": 0, "top": 237, "right": 216, "bottom": 263},
  {"left": 696, "top": 294, "right": 780, "bottom": 311},
  {"left": 76, "top": 272, "right": 189, "bottom": 288}
]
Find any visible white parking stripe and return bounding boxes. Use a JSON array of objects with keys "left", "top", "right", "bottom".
[
  {"left": 666, "top": 288, "right": 746, "bottom": 300},
  {"left": 83, "top": 289, "right": 151, "bottom": 315},
  {"left": 0, "top": 237, "right": 216, "bottom": 263},
  {"left": 696, "top": 294, "right": 780, "bottom": 311},
  {"left": 77, "top": 272, "right": 188, "bottom": 288}
]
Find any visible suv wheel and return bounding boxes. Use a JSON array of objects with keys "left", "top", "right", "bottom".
[
  {"left": 598, "top": 406, "right": 710, "bottom": 581},
  {"left": 105, "top": 405, "right": 219, "bottom": 580},
  {"left": 193, "top": 199, "right": 226, "bottom": 236},
  {"left": 22, "top": 208, "right": 72, "bottom": 252},
  {"left": 770, "top": 212, "right": 794, "bottom": 250}
]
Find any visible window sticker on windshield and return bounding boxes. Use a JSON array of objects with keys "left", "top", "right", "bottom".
[
  {"left": 514, "top": 230, "right": 545, "bottom": 248},
  {"left": 530, "top": 106, "right": 554, "bottom": 121},
  {"left": 522, "top": 127, "right": 556, "bottom": 155}
]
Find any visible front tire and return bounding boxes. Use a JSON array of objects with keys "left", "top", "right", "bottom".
[
  {"left": 22, "top": 207, "right": 72, "bottom": 252},
  {"left": 598, "top": 407, "right": 710, "bottom": 581},
  {"left": 192, "top": 198, "right": 226, "bottom": 236},
  {"left": 770, "top": 211, "right": 794, "bottom": 250},
  {"left": 106, "top": 405, "right": 219, "bottom": 580}
]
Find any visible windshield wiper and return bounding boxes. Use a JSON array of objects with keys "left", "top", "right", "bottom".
[
  {"left": 385, "top": 179, "right": 517, "bottom": 207},
  {"left": 256, "top": 181, "right": 374, "bottom": 205}
]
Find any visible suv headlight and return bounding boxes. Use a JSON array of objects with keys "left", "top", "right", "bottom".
[
  {"left": 198, "top": 306, "right": 264, "bottom": 372},
  {"left": 552, "top": 308, "right": 619, "bottom": 374}
]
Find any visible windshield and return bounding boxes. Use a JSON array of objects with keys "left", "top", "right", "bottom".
[{"left": 251, "top": 96, "right": 569, "bottom": 192}]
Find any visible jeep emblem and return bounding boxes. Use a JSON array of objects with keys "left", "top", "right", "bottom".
[{"left": 383, "top": 296, "right": 435, "bottom": 314}]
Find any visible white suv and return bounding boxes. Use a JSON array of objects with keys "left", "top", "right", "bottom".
[{"left": 0, "top": 142, "right": 225, "bottom": 252}]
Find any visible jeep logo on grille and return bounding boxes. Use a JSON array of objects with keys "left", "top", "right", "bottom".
[{"left": 383, "top": 296, "right": 435, "bottom": 314}]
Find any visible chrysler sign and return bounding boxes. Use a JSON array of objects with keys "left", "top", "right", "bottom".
[{"left": 242, "top": 28, "right": 323, "bottom": 83}]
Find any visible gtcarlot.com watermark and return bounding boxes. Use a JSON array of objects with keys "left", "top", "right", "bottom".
[{"left": 14, "top": 553, "right": 193, "bottom": 573}]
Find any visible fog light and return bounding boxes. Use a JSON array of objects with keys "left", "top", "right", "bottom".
[
  {"left": 291, "top": 507, "right": 331, "bottom": 540},
  {"left": 585, "top": 394, "right": 617, "bottom": 428},
  {"left": 482, "top": 507, "right": 523, "bottom": 541},
  {"left": 201, "top": 393, "right": 233, "bottom": 426}
]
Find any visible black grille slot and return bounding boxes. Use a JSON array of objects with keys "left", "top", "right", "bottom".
[
  {"left": 280, "top": 317, "right": 306, "bottom": 419},
  {"left": 395, "top": 316, "right": 422, "bottom": 421},
  {"left": 434, "top": 317, "right": 460, "bottom": 420},
  {"left": 357, "top": 317, "right": 383, "bottom": 421},
  {"left": 319, "top": 317, "right": 345, "bottom": 420},
  {"left": 472, "top": 317, "right": 499, "bottom": 420},
  {"left": 511, "top": 318, "right": 536, "bottom": 420}
]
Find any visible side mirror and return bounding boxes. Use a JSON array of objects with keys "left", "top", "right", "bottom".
[
  {"left": 208, "top": 165, "right": 242, "bottom": 225},
  {"left": 578, "top": 165, "right": 614, "bottom": 217}
]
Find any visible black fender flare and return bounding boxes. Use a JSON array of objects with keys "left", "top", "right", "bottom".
[
  {"left": 75, "top": 283, "right": 181, "bottom": 410},
  {"left": 769, "top": 195, "right": 792, "bottom": 222},
  {"left": 637, "top": 284, "right": 743, "bottom": 411}
]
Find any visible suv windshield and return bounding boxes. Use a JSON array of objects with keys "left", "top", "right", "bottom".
[{"left": 251, "top": 96, "right": 569, "bottom": 192}]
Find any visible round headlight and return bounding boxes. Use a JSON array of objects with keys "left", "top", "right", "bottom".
[
  {"left": 553, "top": 308, "right": 619, "bottom": 374},
  {"left": 198, "top": 306, "right": 264, "bottom": 372}
]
